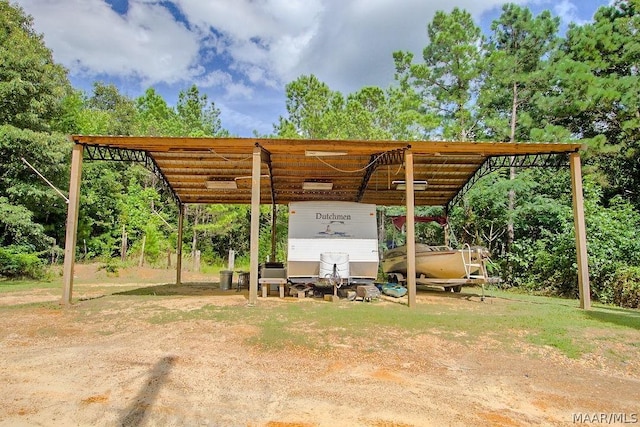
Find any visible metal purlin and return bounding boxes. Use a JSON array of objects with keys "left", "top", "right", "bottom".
[
  {"left": 447, "top": 152, "right": 572, "bottom": 211},
  {"left": 356, "top": 148, "right": 407, "bottom": 202},
  {"left": 82, "top": 144, "right": 181, "bottom": 206}
]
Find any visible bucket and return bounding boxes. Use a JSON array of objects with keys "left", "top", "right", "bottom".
[
  {"left": 319, "top": 252, "right": 349, "bottom": 283},
  {"left": 219, "top": 270, "right": 233, "bottom": 290}
]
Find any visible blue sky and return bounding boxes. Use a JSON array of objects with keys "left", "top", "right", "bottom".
[{"left": 14, "top": 0, "right": 612, "bottom": 137}]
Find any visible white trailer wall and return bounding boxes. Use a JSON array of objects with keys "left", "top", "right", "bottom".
[{"left": 287, "top": 201, "right": 379, "bottom": 281}]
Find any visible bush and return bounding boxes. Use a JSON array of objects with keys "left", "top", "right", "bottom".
[
  {"left": 610, "top": 266, "right": 640, "bottom": 309},
  {"left": 0, "top": 246, "right": 46, "bottom": 279}
]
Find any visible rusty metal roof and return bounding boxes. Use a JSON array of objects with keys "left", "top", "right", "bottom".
[{"left": 72, "top": 135, "right": 582, "bottom": 208}]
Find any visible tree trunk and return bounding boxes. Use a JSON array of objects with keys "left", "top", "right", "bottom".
[
  {"left": 507, "top": 81, "right": 518, "bottom": 252},
  {"left": 138, "top": 234, "right": 146, "bottom": 267},
  {"left": 120, "top": 224, "right": 127, "bottom": 262},
  {"left": 191, "top": 205, "right": 199, "bottom": 259}
]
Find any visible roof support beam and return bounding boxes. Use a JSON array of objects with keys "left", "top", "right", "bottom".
[
  {"left": 405, "top": 150, "right": 417, "bottom": 308},
  {"left": 356, "top": 149, "right": 405, "bottom": 202},
  {"left": 260, "top": 145, "right": 276, "bottom": 206},
  {"left": 447, "top": 152, "right": 572, "bottom": 210},
  {"left": 570, "top": 153, "right": 591, "bottom": 309},
  {"left": 176, "top": 204, "right": 185, "bottom": 286},
  {"left": 62, "top": 144, "right": 83, "bottom": 305},
  {"left": 83, "top": 144, "right": 181, "bottom": 205}
]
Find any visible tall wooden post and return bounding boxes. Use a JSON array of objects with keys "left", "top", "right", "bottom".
[
  {"left": 271, "top": 203, "right": 277, "bottom": 262},
  {"left": 249, "top": 146, "right": 261, "bottom": 305},
  {"left": 570, "top": 153, "right": 591, "bottom": 309},
  {"left": 62, "top": 144, "right": 84, "bottom": 305},
  {"left": 405, "top": 150, "right": 417, "bottom": 308},
  {"left": 176, "top": 204, "right": 185, "bottom": 286}
]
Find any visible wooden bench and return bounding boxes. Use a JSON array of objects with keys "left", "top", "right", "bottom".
[{"left": 258, "top": 278, "right": 287, "bottom": 298}]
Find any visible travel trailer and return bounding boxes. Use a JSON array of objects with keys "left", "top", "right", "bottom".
[{"left": 287, "top": 201, "right": 379, "bottom": 286}]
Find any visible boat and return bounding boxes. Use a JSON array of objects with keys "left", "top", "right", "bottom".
[{"left": 381, "top": 244, "right": 487, "bottom": 280}]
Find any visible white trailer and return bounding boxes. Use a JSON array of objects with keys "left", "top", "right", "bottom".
[{"left": 287, "top": 201, "right": 379, "bottom": 284}]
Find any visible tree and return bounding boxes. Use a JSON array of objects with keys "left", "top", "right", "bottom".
[
  {"left": 0, "top": 3, "right": 70, "bottom": 273},
  {"left": 393, "top": 8, "right": 484, "bottom": 141},
  {"left": 0, "top": 1, "right": 69, "bottom": 132},
  {"left": 480, "top": 4, "right": 560, "bottom": 257},
  {"left": 134, "top": 88, "right": 181, "bottom": 136},
  {"left": 176, "top": 85, "right": 226, "bottom": 137},
  {"left": 275, "top": 75, "right": 339, "bottom": 139},
  {"left": 540, "top": 0, "right": 640, "bottom": 208},
  {"left": 481, "top": 4, "right": 560, "bottom": 142},
  {"left": 276, "top": 75, "right": 400, "bottom": 140}
]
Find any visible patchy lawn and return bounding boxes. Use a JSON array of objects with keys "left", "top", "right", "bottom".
[{"left": 0, "top": 265, "right": 638, "bottom": 426}]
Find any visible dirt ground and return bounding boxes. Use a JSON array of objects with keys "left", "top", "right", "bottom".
[{"left": 0, "top": 265, "right": 638, "bottom": 426}]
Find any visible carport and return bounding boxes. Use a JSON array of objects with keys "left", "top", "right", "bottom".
[{"left": 61, "top": 136, "right": 589, "bottom": 309}]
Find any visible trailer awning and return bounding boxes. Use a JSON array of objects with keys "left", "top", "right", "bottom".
[{"left": 71, "top": 135, "right": 582, "bottom": 209}]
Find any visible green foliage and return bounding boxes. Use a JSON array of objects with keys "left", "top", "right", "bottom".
[
  {"left": 258, "top": 205, "right": 288, "bottom": 262},
  {"left": 134, "top": 88, "right": 182, "bottom": 136},
  {"left": 543, "top": 0, "right": 640, "bottom": 207},
  {"left": 609, "top": 266, "right": 640, "bottom": 309},
  {"left": 0, "top": 1, "right": 69, "bottom": 131},
  {"left": 584, "top": 195, "right": 640, "bottom": 305},
  {"left": 393, "top": 8, "right": 484, "bottom": 141},
  {"left": 0, "top": 196, "right": 52, "bottom": 250},
  {"left": 0, "top": 126, "right": 69, "bottom": 246},
  {"left": 275, "top": 75, "right": 397, "bottom": 139},
  {"left": 480, "top": 4, "right": 560, "bottom": 141},
  {"left": 176, "top": 85, "right": 227, "bottom": 137},
  {"left": 0, "top": 245, "right": 45, "bottom": 279}
]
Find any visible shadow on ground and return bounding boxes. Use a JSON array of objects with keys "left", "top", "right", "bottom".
[
  {"left": 113, "top": 282, "right": 494, "bottom": 304},
  {"left": 114, "top": 282, "right": 246, "bottom": 297},
  {"left": 585, "top": 307, "right": 640, "bottom": 330},
  {"left": 120, "top": 355, "right": 177, "bottom": 427}
]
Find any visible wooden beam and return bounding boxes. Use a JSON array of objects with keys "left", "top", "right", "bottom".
[
  {"left": 71, "top": 135, "right": 581, "bottom": 157},
  {"left": 176, "top": 204, "right": 185, "bottom": 286},
  {"left": 271, "top": 203, "right": 277, "bottom": 262},
  {"left": 570, "top": 153, "right": 591, "bottom": 309},
  {"left": 62, "top": 144, "right": 84, "bottom": 305},
  {"left": 249, "top": 146, "right": 261, "bottom": 305},
  {"left": 405, "top": 150, "right": 417, "bottom": 308}
]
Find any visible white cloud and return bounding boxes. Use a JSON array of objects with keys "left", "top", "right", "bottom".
[
  {"left": 553, "top": 0, "right": 589, "bottom": 26},
  {"left": 291, "top": 0, "right": 529, "bottom": 93},
  {"left": 11, "top": 0, "right": 608, "bottom": 136},
  {"left": 16, "top": 0, "right": 202, "bottom": 85},
  {"left": 171, "top": 0, "right": 323, "bottom": 88},
  {"left": 217, "top": 101, "right": 273, "bottom": 135},
  {"left": 16, "top": 0, "right": 560, "bottom": 96},
  {"left": 197, "top": 69, "right": 232, "bottom": 88}
]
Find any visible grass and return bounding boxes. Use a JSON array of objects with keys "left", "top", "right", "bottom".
[
  {"left": 227, "top": 290, "right": 640, "bottom": 358},
  {"left": 1, "top": 277, "right": 639, "bottom": 361},
  {"left": 0, "top": 278, "right": 60, "bottom": 293}
]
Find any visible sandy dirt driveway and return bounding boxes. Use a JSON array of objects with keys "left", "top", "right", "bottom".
[{"left": 0, "top": 266, "right": 638, "bottom": 426}]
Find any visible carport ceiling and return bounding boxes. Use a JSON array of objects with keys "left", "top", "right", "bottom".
[{"left": 72, "top": 135, "right": 582, "bottom": 207}]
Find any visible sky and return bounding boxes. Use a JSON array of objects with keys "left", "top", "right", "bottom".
[{"left": 14, "top": 0, "right": 612, "bottom": 137}]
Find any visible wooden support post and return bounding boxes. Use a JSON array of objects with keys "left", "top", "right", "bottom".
[
  {"left": 570, "top": 153, "right": 591, "bottom": 309},
  {"left": 271, "top": 203, "right": 277, "bottom": 262},
  {"left": 176, "top": 204, "right": 185, "bottom": 286},
  {"left": 249, "top": 146, "right": 261, "bottom": 305},
  {"left": 405, "top": 150, "right": 417, "bottom": 308},
  {"left": 62, "top": 144, "right": 84, "bottom": 305}
]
